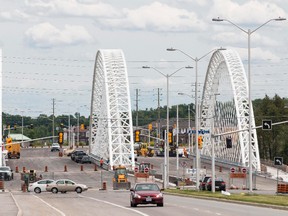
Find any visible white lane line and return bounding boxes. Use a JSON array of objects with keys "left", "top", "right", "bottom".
[
  {"left": 33, "top": 195, "right": 66, "bottom": 216},
  {"left": 79, "top": 195, "right": 150, "bottom": 216},
  {"left": 10, "top": 192, "right": 23, "bottom": 216}
]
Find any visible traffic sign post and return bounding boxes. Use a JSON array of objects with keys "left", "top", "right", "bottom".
[
  {"left": 274, "top": 156, "right": 283, "bottom": 193},
  {"left": 144, "top": 167, "right": 149, "bottom": 173},
  {"left": 262, "top": 120, "right": 272, "bottom": 130}
]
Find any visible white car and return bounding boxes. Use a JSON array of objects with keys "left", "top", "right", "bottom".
[
  {"left": 51, "top": 143, "right": 61, "bottom": 152},
  {"left": 28, "top": 179, "right": 55, "bottom": 193}
]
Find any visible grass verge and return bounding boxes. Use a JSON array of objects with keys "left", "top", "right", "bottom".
[{"left": 165, "top": 189, "right": 288, "bottom": 208}]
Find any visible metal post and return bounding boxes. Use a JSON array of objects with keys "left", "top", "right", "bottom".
[
  {"left": 166, "top": 74, "right": 170, "bottom": 188},
  {"left": 52, "top": 98, "right": 55, "bottom": 143},
  {"left": 195, "top": 60, "right": 200, "bottom": 191},
  {"left": 176, "top": 105, "right": 179, "bottom": 186},
  {"left": 188, "top": 105, "right": 191, "bottom": 154},
  {"left": 77, "top": 113, "right": 80, "bottom": 146},
  {"left": 22, "top": 113, "right": 24, "bottom": 148}
]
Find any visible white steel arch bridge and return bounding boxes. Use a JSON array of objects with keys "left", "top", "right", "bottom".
[
  {"left": 89, "top": 49, "right": 134, "bottom": 170},
  {"left": 200, "top": 49, "right": 260, "bottom": 171},
  {"left": 88, "top": 49, "right": 260, "bottom": 172}
]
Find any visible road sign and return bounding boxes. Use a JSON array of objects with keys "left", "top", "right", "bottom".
[
  {"left": 180, "top": 161, "right": 187, "bottom": 168},
  {"left": 134, "top": 167, "right": 139, "bottom": 173},
  {"left": 274, "top": 157, "right": 283, "bottom": 166},
  {"left": 241, "top": 168, "right": 247, "bottom": 174},
  {"left": 262, "top": 120, "right": 272, "bottom": 130},
  {"left": 144, "top": 167, "right": 149, "bottom": 173},
  {"left": 230, "top": 167, "right": 236, "bottom": 173}
]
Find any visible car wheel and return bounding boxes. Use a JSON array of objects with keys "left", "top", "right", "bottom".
[
  {"left": 34, "top": 187, "right": 41, "bottom": 194},
  {"left": 51, "top": 188, "right": 58, "bottom": 194},
  {"left": 76, "top": 187, "right": 82, "bottom": 193},
  {"left": 157, "top": 203, "right": 164, "bottom": 207}
]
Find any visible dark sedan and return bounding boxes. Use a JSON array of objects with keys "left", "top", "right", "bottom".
[
  {"left": 205, "top": 177, "right": 226, "bottom": 191},
  {"left": 130, "top": 183, "right": 163, "bottom": 207}
]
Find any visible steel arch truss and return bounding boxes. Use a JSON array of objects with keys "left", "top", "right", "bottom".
[
  {"left": 89, "top": 49, "right": 134, "bottom": 169},
  {"left": 200, "top": 49, "right": 260, "bottom": 171}
]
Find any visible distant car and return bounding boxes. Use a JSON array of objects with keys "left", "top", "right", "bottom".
[
  {"left": 72, "top": 151, "right": 86, "bottom": 162},
  {"left": 71, "top": 150, "right": 85, "bottom": 161},
  {"left": 46, "top": 179, "right": 88, "bottom": 194},
  {"left": 205, "top": 177, "right": 226, "bottom": 191},
  {"left": 0, "top": 166, "right": 13, "bottom": 181},
  {"left": 79, "top": 155, "right": 92, "bottom": 164},
  {"left": 28, "top": 179, "right": 55, "bottom": 193},
  {"left": 199, "top": 176, "right": 211, "bottom": 190},
  {"left": 51, "top": 143, "right": 60, "bottom": 152},
  {"left": 130, "top": 183, "right": 164, "bottom": 207}
]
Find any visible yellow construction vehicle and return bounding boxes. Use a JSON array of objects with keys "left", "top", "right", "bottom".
[
  {"left": 5, "top": 137, "right": 20, "bottom": 159},
  {"left": 113, "top": 165, "right": 131, "bottom": 190}
]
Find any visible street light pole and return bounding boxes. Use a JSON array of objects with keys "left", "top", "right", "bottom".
[
  {"left": 212, "top": 16, "right": 286, "bottom": 193},
  {"left": 142, "top": 65, "right": 193, "bottom": 189},
  {"left": 167, "top": 47, "right": 221, "bottom": 190}
]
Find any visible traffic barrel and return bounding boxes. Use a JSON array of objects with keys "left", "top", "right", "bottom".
[
  {"left": 45, "top": 166, "right": 48, "bottom": 172},
  {"left": 15, "top": 166, "right": 19, "bottom": 173},
  {"left": 64, "top": 165, "right": 67, "bottom": 172},
  {"left": 94, "top": 164, "right": 97, "bottom": 171},
  {"left": 0, "top": 180, "right": 4, "bottom": 191},
  {"left": 22, "top": 183, "right": 27, "bottom": 192},
  {"left": 219, "top": 166, "right": 222, "bottom": 172},
  {"left": 102, "top": 182, "right": 107, "bottom": 190},
  {"left": 80, "top": 165, "right": 83, "bottom": 171}
]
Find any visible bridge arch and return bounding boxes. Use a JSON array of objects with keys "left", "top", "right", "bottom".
[
  {"left": 89, "top": 49, "right": 134, "bottom": 169},
  {"left": 200, "top": 49, "right": 260, "bottom": 171}
]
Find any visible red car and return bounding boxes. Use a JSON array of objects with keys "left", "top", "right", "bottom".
[{"left": 130, "top": 183, "right": 164, "bottom": 207}]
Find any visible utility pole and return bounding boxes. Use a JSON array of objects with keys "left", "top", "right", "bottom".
[
  {"left": 136, "top": 89, "right": 139, "bottom": 128},
  {"left": 157, "top": 88, "right": 161, "bottom": 143},
  {"left": 52, "top": 98, "right": 55, "bottom": 143}
]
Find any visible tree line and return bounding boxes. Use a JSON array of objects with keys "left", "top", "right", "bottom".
[{"left": 3, "top": 94, "right": 288, "bottom": 162}]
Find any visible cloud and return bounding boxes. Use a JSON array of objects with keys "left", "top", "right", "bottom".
[
  {"left": 0, "top": 9, "right": 34, "bottom": 22},
  {"left": 211, "top": 0, "right": 286, "bottom": 24},
  {"left": 24, "top": 0, "right": 121, "bottom": 18},
  {"left": 25, "top": 22, "right": 94, "bottom": 48},
  {"left": 97, "top": 2, "right": 206, "bottom": 32}
]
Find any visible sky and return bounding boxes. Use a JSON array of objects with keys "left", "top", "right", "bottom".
[{"left": 1, "top": 0, "right": 288, "bottom": 118}]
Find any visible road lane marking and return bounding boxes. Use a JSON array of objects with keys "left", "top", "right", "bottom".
[
  {"left": 33, "top": 195, "right": 66, "bottom": 216},
  {"left": 79, "top": 195, "right": 150, "bottom": 216},
  {"left": 10, "top": 192, "right": 23, "bottom": 216}
]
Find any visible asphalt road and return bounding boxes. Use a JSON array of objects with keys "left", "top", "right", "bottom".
[{"left": 0, "top": 147, "right": 286, "bottom": 216}]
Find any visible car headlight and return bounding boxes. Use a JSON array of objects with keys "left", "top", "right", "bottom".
[
  {"left": 134, "top": 193, "right": 141, "bottom": 199},
  {"left": 156, "top": 193, "right": 163, "bottom": 198}
]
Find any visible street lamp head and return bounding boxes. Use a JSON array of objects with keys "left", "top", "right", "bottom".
[
  {"left": 178, "top": 92, "right": 185, "bottom": 95},
  {"left": 218, "top": 47, "right": 226, "bottom": 51},
  {"left": 185, "top": 66, "right": 193, "bottom": 69},
  {"left": 166, "top": 48, "right": 176, "bottom": 51},
  {"left": 274, "top": 17, "right": 286, "bottom": 21},
  {"left": 212, "top": 17, "right": 224, "bottom": 22},
  {"left": 142, "top": 66, "right": 150, "bottom": 69}
]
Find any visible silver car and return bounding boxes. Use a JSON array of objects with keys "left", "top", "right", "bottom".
[
  {"left": 28, "top": 179, "right": 55, "bottom": 193},
  {"left": 46, "top": 179, "right": 88, "bottom": 194}
]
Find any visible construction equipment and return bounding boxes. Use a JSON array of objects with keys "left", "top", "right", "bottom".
[
  {"left": 135, "top": 143, "right": 149, "bottom": 156},
  {"left": 112, "top": 165, "right": 131, "bottom": 190},
  {"left": 5, "top": 137, "right": 20, "bottom": 159}
]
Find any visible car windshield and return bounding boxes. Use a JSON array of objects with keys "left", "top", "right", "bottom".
[
  {"left": 0, "top": 167, "right": 9, "bottom": 171},
  {"left": 135, "top": 184, "right": 160, "bottom": 191}
]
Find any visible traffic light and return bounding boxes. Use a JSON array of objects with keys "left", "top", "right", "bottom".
[
  {"left": 168, "top": 132, "right": 173, "bottom": 144},
  {"left": 226, "top": 137, "right": 232, "bottom": 148},
  {"left": 60, "top": 123, "right": 64, "bottom": 128},
  {"left": 198, "top": 136, "right": 203, "bottom": 149},
  {"left": 135, "top": 130, "right": 140, "bottom": 142},
  {"left": 148, "top": 124, "right": 152, "bottom": 131},
  {"left": 80, "top": 124, "right": 85, "bottom": 130},
  {"left": 58, "top": 132, "right": 64, "bottom": 145}
]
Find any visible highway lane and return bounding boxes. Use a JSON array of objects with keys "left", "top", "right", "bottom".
[
  {"left": 1, "top": 147, "right": 286, "bottom": 216},
  {"left": 9, "top": 189, "right": 288, "bottom": 216}
]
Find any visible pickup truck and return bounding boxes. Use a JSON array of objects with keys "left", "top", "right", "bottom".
[{"left": 0, "top": 166, "right": 14, "bottom": 181}]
